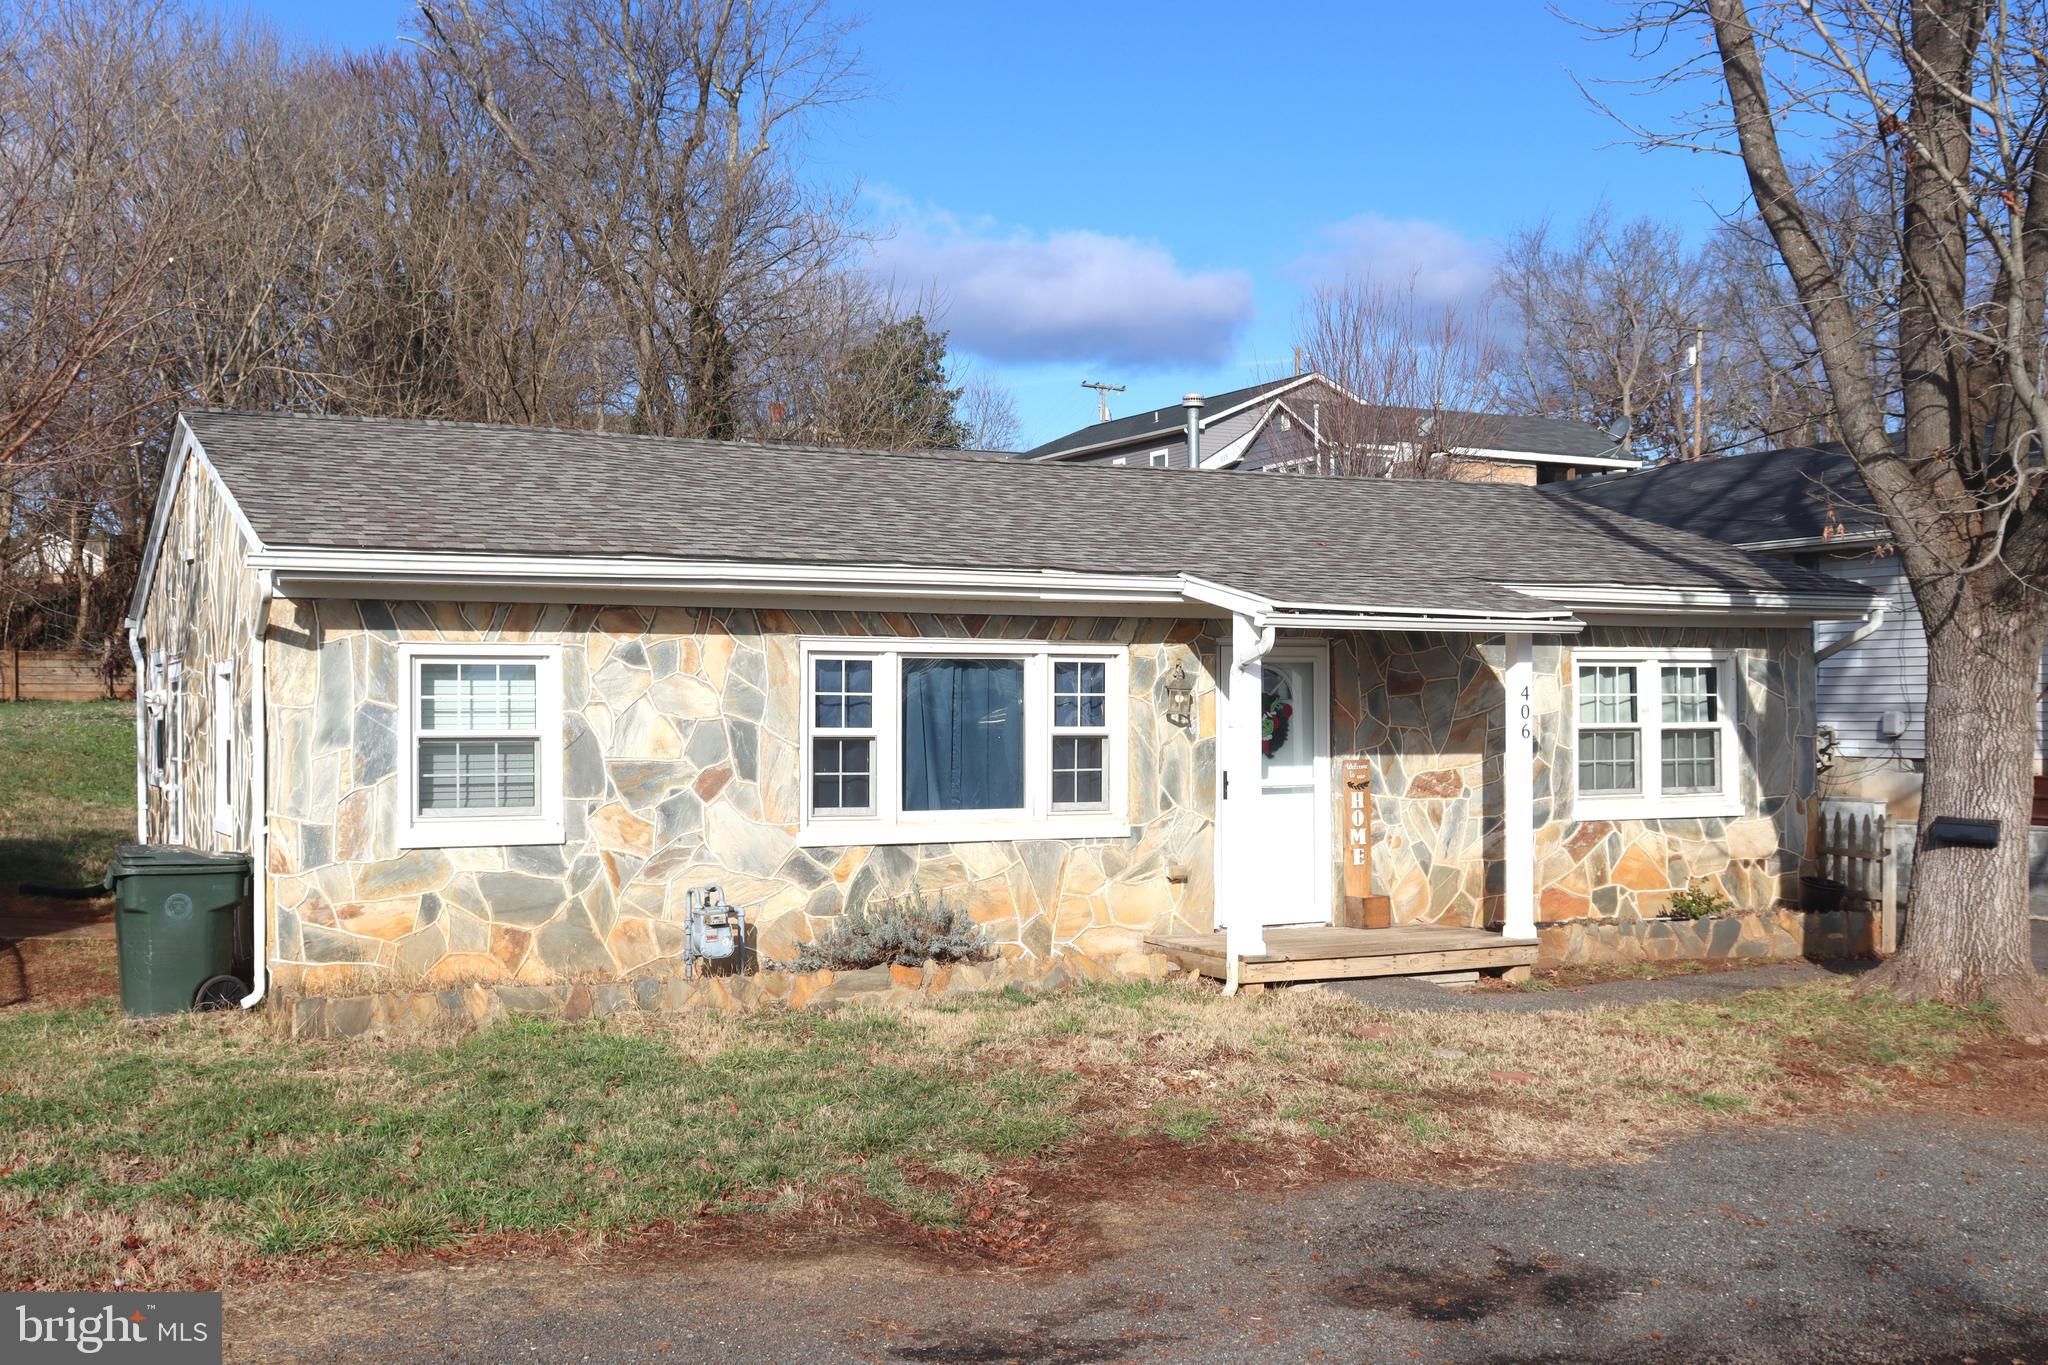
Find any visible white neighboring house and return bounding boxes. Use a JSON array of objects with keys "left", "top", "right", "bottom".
[
  {"left": 9, "top": 531, "right": 109, "bottom": 580},
  {"left": 1554, "top": 444, "right": 2048, "bottom": 909}
]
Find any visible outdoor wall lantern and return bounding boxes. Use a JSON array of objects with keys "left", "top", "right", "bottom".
[{"left": 1163, "top": 659, "right": 1196, "bottom": 729}]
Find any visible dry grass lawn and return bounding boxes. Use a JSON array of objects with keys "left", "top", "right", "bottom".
[{"left": 0, "top": 976, "right": 2006, "bottom": 1291}]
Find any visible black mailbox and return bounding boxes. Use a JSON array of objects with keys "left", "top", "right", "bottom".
[{"left": 1926, "top": 817, "right": 2000, "bottom": 849}]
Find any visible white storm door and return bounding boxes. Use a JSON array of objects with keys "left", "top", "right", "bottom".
[{"left": 1249, "top": 647, "right": 1332, "bottom": 927}]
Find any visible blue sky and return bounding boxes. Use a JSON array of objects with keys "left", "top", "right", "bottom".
[{"left": 238, "top": 1, "right": 1748, "bottom": 447}]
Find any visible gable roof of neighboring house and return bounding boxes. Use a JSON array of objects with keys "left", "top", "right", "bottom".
[
  {"left": 1022, "top": 376, "right": 1302, "bottom": 460},
  {"left": 166, "top": 408, "right": 1874, "bottom": 634},
  {"left": 1548, "top": 444, "right": 1887, "bottom": 550},
  {"left": 1023, "top": 374, "right": 1636, "bottom": 468}
]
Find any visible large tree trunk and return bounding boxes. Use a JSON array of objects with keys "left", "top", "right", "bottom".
[{"left": 1859, "top": 599, "right": 2048, "bottom": 1033}]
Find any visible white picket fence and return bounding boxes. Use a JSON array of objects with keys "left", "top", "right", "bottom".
[{"left": 1814, "top": 798, "right": 1900, "bottom": 952}]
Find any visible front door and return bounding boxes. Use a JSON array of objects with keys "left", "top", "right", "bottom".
[{"left": 1246, "top": 646, "right": 1332, "bottom": 927}]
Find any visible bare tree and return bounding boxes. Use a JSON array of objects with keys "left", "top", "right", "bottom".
[
  {"left": 957, "top": 372, "right": 1023, "bottom": 452},
  {"left": 414, "top": 0, "right": 863, "bottom": 438},
  {"left": 1498, "top": 207, "right": 1715, "bottom": 460},
  {"left": 1295, "top": 273, "right": 1509, "bottom": 478},
  {"left": 1592, "top": 0, "right": 2048, "bottom": 1027}
]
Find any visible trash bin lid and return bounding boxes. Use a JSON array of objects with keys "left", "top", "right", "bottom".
[{"left": 106, "top": 844, "right": 254, "bottom": 878}]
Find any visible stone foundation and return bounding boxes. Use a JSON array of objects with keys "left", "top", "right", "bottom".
[
  {"left": 1536, "top": 907, "right": 1879, "bottom": 969},
  {"left": 278, "top": 948, "right": 1183, "bottom": 1042}
]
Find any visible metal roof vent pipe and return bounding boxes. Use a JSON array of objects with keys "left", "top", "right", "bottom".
[{"left": 1182, "top": 393, "right": 1205, "bottom": 468}]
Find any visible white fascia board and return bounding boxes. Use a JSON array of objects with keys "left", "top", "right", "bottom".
[
  {"left": 254, "top": 548, "right": 1208, "bottom": 609},
  {"left": 126, "top": 417, "right": 266, "bottom": 627},
  {"left": 1506, "top": 582, "right": 1880, "bottom": 620}
]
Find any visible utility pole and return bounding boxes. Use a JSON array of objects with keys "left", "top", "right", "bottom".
[
  {"left": 1690, "top": 325, "right": 1705, "bottom": 461},
  {"left": 1080, "top": 380, "right": 1125, "bottom": 423}
]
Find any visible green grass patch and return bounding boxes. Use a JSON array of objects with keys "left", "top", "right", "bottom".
[
  {"left": 0, "top": 974, "right": 2011, "bottom": 1291},
  {"left": 0, "top": 701, "right": 135, "bottom": 888},
  {"left": 0, "top": 1002, "right": 1077, "bottom": 1285}
]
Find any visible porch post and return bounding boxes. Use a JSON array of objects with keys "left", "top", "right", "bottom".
[
  {"left": 1502, "top": 632, "right": 1537, "bottom": 939},
  {"left": 1221, "top": 611, "right": 1269, "bottom": 967}
]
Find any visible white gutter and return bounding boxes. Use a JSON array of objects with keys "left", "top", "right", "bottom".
[
  {"left": 1504, "top": 583, "right": 1877, "bottom": 619},
  {"left": 1260, "top": 608, "right": 1585, "bottom": 634},
  {"left": 240, "top": 568, "right": 273, "bottom": 1010},
  {"left": 1736, "top": 530, "right": 1890, "bottom": 553},
  {"left": 1814, "top": 596, "right": 1891, "bottom": 663},
  {"left": 253, "top": 549, "right": 1199, "bottom": 608}
]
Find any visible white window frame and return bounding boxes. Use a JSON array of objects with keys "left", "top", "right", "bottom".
[
  {"left": 797, "top": 638, "right": 1131, "bottom": 847},
  {"left": 396, "top": 641, "right": 566, "bottom": 849},
  {"left": 212, "top": 660, "right": 236, "bottom": 837},
  {"left": 1147, "top": 448, "right": 1171, "bottom": 468},
  {"left": 1570, "top": 646, "right": 1742, "bottom": 821}
]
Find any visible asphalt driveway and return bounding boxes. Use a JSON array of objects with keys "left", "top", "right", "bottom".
[{"left": 232, "top": 1099, "right": 2048, "bottom": 1364}]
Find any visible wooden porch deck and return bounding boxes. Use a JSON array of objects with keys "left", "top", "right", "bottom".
[{"left": 1145, "top": 924, "right": 1539, "bottom": 988}]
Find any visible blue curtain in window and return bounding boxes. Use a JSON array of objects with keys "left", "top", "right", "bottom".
[{"left": 902, "top": 658, "right": 1025, "bottom": 811}]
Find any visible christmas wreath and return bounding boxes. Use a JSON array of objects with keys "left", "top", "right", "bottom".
[{"left": 1261, "top": 693, "right": 1293, "bottom": 757}]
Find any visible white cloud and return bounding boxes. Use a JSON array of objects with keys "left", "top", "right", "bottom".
[
  {"left": 1294, "top": 214, "right": 1498, "bottom": 309},
  {"left": 864, "top": 203, "right": 1254, "bottom": 368}
]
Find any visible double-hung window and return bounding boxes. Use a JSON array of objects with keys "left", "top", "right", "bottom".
[
  {"left": 800, "top": 641, "right": 1128, "bottom": 845},
  {"left": 1571, "top": 648, "right": 1741, "bottom": 819},
  {"left": 397, "top": 643, "right": 564, "bottom": 848}
]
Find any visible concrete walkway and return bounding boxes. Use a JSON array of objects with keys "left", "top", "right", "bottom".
[
  {"left": 1324, "top": 960, "right": 1846, "bottom": 1013},
  {"left": 1323, "top": 918, "right": 2048, "bottom": 1015}
]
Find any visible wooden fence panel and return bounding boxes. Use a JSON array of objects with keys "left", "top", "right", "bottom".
[
  {"left": 0, "top": 648, "right": 134, "bottom": 702},
  {"left": 1816, "top": 797, "right": 1899, "bottom": 952}
]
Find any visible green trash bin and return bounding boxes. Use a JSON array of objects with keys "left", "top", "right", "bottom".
[{"left": 104, "top": 845, "right": 251, "bottom": 1016}]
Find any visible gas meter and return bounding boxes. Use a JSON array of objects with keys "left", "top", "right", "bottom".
[{"left": 683, "top": 884, "right": 746, "bottom": 976}]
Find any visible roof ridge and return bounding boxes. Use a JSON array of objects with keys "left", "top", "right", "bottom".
[{"left": 181, "top": 406, "right": 1554, "bottom": 494}]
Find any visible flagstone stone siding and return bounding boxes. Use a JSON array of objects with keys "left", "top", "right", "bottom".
[
  {"left": 263, "top": 602, "right": 1221, "bottom": 992},
  {"left": 1333, "top": 625, "right": 1814, "bottom": 929},
  {"left": 136, "top": 452, "right": 263, "bottom": 853}
]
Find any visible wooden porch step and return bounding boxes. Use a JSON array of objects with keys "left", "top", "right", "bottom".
[{"left": 1145, "top": 924, "right": 1538, "bottom": 987}]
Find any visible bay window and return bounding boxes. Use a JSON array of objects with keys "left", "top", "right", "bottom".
[
  {"left": 800, "top": 640, "right": 1129, "bottom": 845},
  {"left": 1571, "top": 648, "right": 1741, "bottom": 819},
  {"left": 397, "top": 643, "right": 564, "bottom": 848}
]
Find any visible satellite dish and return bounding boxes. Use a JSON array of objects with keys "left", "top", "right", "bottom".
[{"left": 1605, "top": 414, "right": 1633, "bottom": 442}]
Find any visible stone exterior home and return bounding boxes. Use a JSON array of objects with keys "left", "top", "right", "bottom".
[{"left": 126, "top": 410, "right": 1874, "bottom": 1007}]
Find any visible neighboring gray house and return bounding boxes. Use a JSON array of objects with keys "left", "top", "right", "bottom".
[
  {"left": 1024, "top": 375, "right": 1640, "bottom": 484},
  {"left": 1553, "top": 445, "right": 2048, "bottom": 909}
]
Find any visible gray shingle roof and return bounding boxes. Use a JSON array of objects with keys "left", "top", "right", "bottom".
[
  {"left": 183, "top": 409, "right": 1869, "bottom": 618},
  {"left": 1548, "top": 445, "right": 1885, "bottom": 547},
  {"left": 1023, "top": 375, "right": 1629, "bottom": 463}
]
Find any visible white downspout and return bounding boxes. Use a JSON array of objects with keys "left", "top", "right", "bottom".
[
  {"left": 126, "top": 619, "right": 147, "bottom": 842},
  {"left": 1815, "top": 597, "right": 1889, "bottom": 664},
  {"left": 239, "top": 569, "right": 274, "bottom": 1010}
]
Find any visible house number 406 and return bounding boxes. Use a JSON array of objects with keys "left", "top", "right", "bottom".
[{"left": 1518, "top": 685, "right": 1532, "bottom": 741}]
